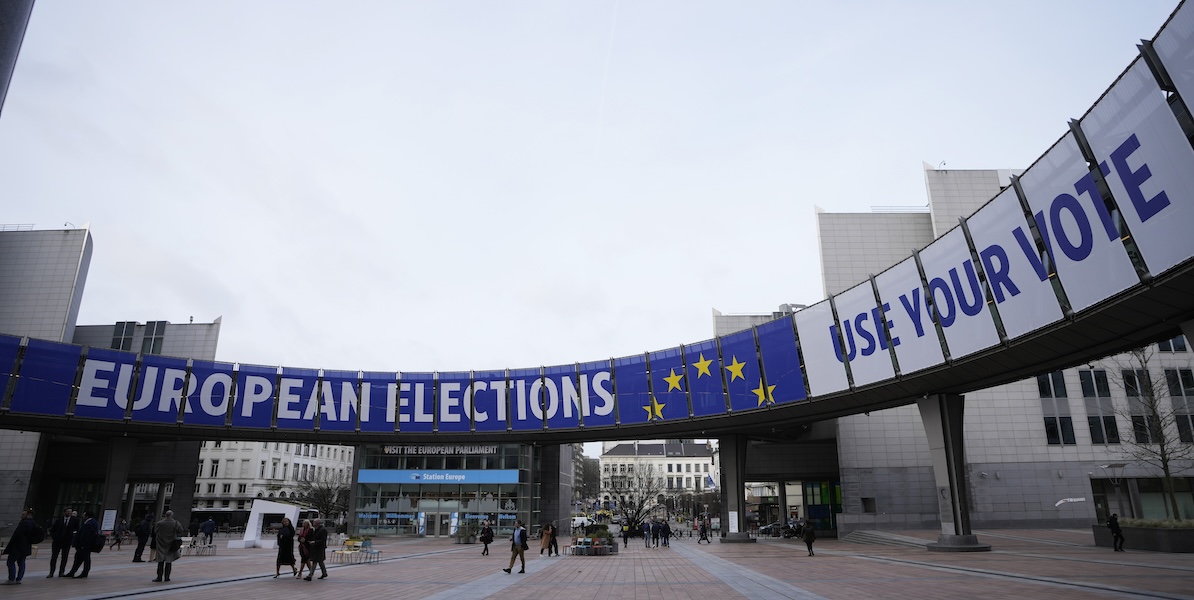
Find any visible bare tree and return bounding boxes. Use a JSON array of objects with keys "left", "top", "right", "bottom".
[
  {"left": 602, "top": 464, "right": 667, "bottom": 533},
  {"left": 1110, "top": 347, "right": 1194, "bottom": 520},
  {"left": 292, "top": 471, "right": 352, "bottom": 520}
]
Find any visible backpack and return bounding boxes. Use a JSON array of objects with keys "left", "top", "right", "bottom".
[{"left": 28, "top": 522, "right": 46, "bottom": 545}]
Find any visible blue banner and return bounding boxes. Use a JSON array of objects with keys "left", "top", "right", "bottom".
[
  {"left": 685, "top": 339, "right": 726, "bottom": 417},
  {"left": 10, "top": 339, "right": 79, "bottom": 416},
  {"left": 757, "top": 318, "right": 807, "bottom": 406},
  {"left": 319, "top": 370, "right": 360, "bottom": 432},
  {"left": 545, "top": 364, "right": 581, "bottom": 431},
  {"left": 358, "top": 469, "right": 521, "bottom": 484},
  {"left": 184, "top": 359, "right": 235, "bottom": 427},
  {"left": 400, "top": 372, "right": 435, "bottom": 433},
  {"left": 649, "top": 348, "right": 690, "bottom": 421},
  {"left": 74, "top": 347, "right": 136, "bottom": 421},
  {"left": 360, "top": 371, "right": 397, "bottom": 433},
  {"left": 132, "top": 353, "right": 190, "bottom": 424},
  {"left": 233, "top": 363, "right": 277, "bottom": 429},
  {"left": 471, "top": 370, "right": 508, "bottom": 432},
  {"left": 719, "top": 330, "right": 764, "bottom": 412},
  {"left": 437, "top": 371, "right": 473, "bottom": 433},
  {"left": 509, "top": 367, "right": 543, "bottom": 431},
  {"left": 276, "top": 366, "right": 318, "bottom": 431},
  {"left": 577, "top": 360, "right": 616, "bottom": 428},
  {"left": 613, "top": 354, "right": 651, "bottom": 425}
]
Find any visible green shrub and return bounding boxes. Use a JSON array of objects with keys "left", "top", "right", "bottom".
[{"left": 1119, "top": 518, "right": 1194, "bottom": 529}]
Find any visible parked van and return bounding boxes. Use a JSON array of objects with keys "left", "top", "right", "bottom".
[{"left": 571, "top": 516, "right": 592, "bottom": 529}]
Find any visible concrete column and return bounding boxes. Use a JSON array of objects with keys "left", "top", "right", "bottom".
[
  {"left": 717, "top": 435, "right": 754, "bottom": 543},
  {"left": 152, "top": 482, "right": 167, "bottom": 521},
  {"left": 122, "top": 480, "right": 137, "bottom": 521},
  {"left": 0, "top": 0, "right": 36, "bottom": 116},
  {"left": 917, "top": 394, "right": 990, "bottom": 552},
  {"left": 170, "top": 473, "right": 196, "bottom": 526},
  {"left": 101, "top": 438, "right": 137, "bottom": 528}
]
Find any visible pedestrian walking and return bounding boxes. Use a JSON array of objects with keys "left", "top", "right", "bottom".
[
  {"left": 109, "top": 519, "right": 127, "bottom": 550},
  {"left": 1108, "top": 513, "right": 1126, "bottom": 552},
  {"left": 132, "top": 514, "right": 153, "bottom": 562},
  {"left": 48, "top": 506, "right": 79, "bottom": 576},
  {"left": 621, "top": 523, "right": 630, "bottom": 548},
  {"left": 801, "top": 524, "right": 816, "bottom": 556},
  {"left": 303, "top": 519, "right": 328, "bottom": 581},
  {"left": 275, "top": 517, "right": 298, "bottom": 578},
  {"left": 480, "top": 521, "right": 494, "bottom": 556},
  {"left": 642, "top": 521, "right": 651, "bottom": 548},
  {"left": 502, "top": 520, "right": 528, "bottom": 574},
  {"left": 297, "top": 519, "right": 313, "bottom": 579},
  {"left": 698, "top": 522, "right": 710, "bottom": 543},
  {"left": 3, "top": 508, "right": 39, "bottom": 584},
  {"left": 200, "top": 518, "right": 216, "bottom": 546},
  {"left": 151, "top": 510, "right": 185, "bottom": 583},
  {"left": 65, "top": 511, "right": 99, "bottom": 578},
  {"left": 651, "top": 520, "right": 661, "bottom": 548},
  {"left": 548, "top": 521, "right": 560, "bottom": 556},
  {"left": 662, "top": 521, "right": 672, "bottom": 547},
  {"left": 539, "top": 521, "right": 553, "bottom": 556}
]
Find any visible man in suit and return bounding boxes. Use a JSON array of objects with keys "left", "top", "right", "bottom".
[
  {"left": 303, "top": 519, "right": 328, "bottom": 581},
  {"left": 47, "top": 507, "right": 79, "bottom": 578},
  {"left": 64, "top": 511, "right": 98, "bottom": 578}
]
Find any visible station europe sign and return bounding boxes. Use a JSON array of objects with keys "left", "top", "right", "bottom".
[{"left": 3, "top": 3, "right": 1194, "bottom": 437}]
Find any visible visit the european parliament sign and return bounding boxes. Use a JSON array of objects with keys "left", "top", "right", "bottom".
[{"left": 4, "top": 3, "right": 1194, "bottom": 436}]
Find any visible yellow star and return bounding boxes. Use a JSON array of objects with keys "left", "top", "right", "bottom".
[
  {"left": 725, "top": 356, "right": 746, "bottom": 382},
  {"left": 752, "top": 382, "right": 777, "bottom": 406},
  {"left": 692, "top": 354, "right": 713, "bottom": 378},
  {"left": 663, "top": 368, "right": 684, "bottom": 392},
  {"left": 642, "top": 396, "right": 666, "bottom": 420}
]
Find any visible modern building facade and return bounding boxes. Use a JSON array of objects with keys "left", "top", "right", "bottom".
[{"left": 714, "top": 165, "right": 1194, "bottom": 534}]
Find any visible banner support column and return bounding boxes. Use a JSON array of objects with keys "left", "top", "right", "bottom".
[
  {"left": 717, "top": 434, "right": 755, "bottom": 543},
  {"left": 918, "top": 393, "right": 990, "bottom": 552}
]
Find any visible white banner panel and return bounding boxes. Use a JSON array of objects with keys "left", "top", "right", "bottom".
[
  {"left": 1154, "top": 1, "right": 1194, "bottom": 108},
  {"left": 794, "top": 300, "right": 849, "bottom": 397},
  {"left": 1017, "top": 133, "right": 1138, "bottom": 313},
  {"left": 874, "top": 257, "right": 945, "bottom": 375},
  {"left": 965, "top": 188, "right": 1064, "bottom": 339},
  {"left": 1081, "top": 59, "right": 1194, "bottom": 276},
  {"left": 917, "top": 228, "right": 1000, "bottom": 359},
  {"left": 831, "top": 281, "right": 895, "bottom": 386}
]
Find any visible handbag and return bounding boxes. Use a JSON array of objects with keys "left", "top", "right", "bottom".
[
  {"left": 169, "top": 538, "right": 182, "bottom": 553},
  {"left": 92, "top": 535, "right": 106, "bottom": 553}
]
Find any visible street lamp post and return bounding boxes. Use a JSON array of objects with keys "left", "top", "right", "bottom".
[{"left": 1100, "top": 463, "right": 1128, "bottom": 519}]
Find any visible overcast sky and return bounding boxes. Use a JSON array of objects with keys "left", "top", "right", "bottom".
[{"left": 0, "top": 1, "right": 1180, "bottom": 456}]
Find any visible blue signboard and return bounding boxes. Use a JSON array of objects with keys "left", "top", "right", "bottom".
[
  {"left": 545, "top": 364, "right": 581, "bottom": 431},
  {"left": 719, "top": 330, "right": 764, "bottom": 412},
  {"left": 73, "top": 347, "right": 136, "bottom": 421},
  {"left": 577, "top": 359, "right": 616, "bottom": 428},
  {"left": 649, "top": 348, "right": 690, "bottom": 421},
  {"left": 358, "top": 469, "right": 520, "bottom": 484},
  {"left": 360, "top": 371, "right": 397, "bottom": 433},
  {"left": 613, "top": 354, "right": 651, "bottom": 425},
  {"left": 400, "top": 372, "right": 435, "bottom": 433},
  {"left": 319, "top": 370, "right": 360, "bottom": 432},
  {"left": 132, "top": 353, "right": 190, "bottom": 424},
  {"left": 509, "top": 367, "right": 543, "bottom": 431},
  {"left": 233, "top": 363, "right": 277, "bottom": 429},
  {"left": 472, "top": 369, "right": 508, "bottom": 432},
  {"left": 184, "top": 359, "right": 235, "bottom": 427},
  {"left": 685, "top": 339, "right": 727, "bottom": 417},
  {"left": 276, "top": 366, "right": 318, "bottom": 431},
  {"left": 757, "top": 318, "right": 807, "bottom": 406},
  {"left": 10, "top": 339, "right": 79, "bottom": 416},
  {"left": 437, "top": 371, "right": 473, "bottom": 433}
]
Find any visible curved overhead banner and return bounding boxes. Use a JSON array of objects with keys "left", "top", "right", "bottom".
[{"left": 2, "top": 5, "right": 1194, "bottom": 440}]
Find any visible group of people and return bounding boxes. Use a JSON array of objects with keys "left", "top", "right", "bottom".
[
  {"left": 639, "top": 519, "right": 674, "bottom": 548},
  {"left": 1, "top": 507, "right": 188, "bottom": 585},
  {"left": 273, "top": 517, "right": 329, "bottom": 581}
]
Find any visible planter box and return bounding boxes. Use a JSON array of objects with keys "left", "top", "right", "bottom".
[{"left": 1092, "top": 525, "right": 1194, "bottom": 553}]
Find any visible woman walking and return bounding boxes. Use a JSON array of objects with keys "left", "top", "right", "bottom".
[
  {"left": 275, "top": 518, "right": 298, "bottom": 578},
  {"left": 296, "top": 519, "right": 313, "bottom": 579},
  {"left": 479, "top": 521, "right": 494, "bottom": 556}
]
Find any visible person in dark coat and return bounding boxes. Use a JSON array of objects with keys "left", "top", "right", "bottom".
[
  {"left": 65, "top": 511, "right": 99, "bottom": 578},
  {"left": 479, "top": 521, "right": 495, "bottom": 556},
  {"left": 1108, "top": 513, "right": 1126, "bottom": 552},
  {"left": 3, "top": 508, "right": 37, "bottom": 584},
  {"left": 801, "top": 524, "right": 817, "bottom": 556},
  {"left": 47, "top": 506, "right": 79, "bottom": 577},
  {"left": 275, "top": 517, "right": 297, "bottom": 578},
  {"left": 133, "top": 514, "right": 153, "bottom": 562},
  {"left": 303, "top": 519, "right": 328, "bottom": 581},
  {"left": 200, "top": 518, "right": 216, "bottom": 545},
  {"left": 152, "top": 510, "right": 185, "bottom": 583},
  {"left": 296, "top": 519, "right": 313, "bottom": 579}
]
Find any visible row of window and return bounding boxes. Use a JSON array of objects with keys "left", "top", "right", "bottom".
[
  {"left": 1037, "top": 364, "right": 1194, "bottom": 446},
  {"left": 602, "top": 463, "right": 711, "bottom": 474},
  {"left": 203, "top": 441, "right": 352, "bottom": 461},
  {"left": 197, "top": 458, "right": 345, "bottom": 482},
  {"left": 111, "top": 320, "right": 166, "bottom": 355}
]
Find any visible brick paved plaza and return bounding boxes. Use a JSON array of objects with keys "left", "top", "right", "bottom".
[{"left": 4, "top": 528, "right": 1192, "bottom": 599}]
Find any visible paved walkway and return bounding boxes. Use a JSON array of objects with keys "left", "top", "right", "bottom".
[{"left": 4, "top": 529, "right": 1193, "bottom": 599}]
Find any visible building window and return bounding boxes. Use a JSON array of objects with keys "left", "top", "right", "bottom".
[
  {"left": 1038, "top": 372, "right": 1075, "bottom": 445},
  {"left": 222, "top": 484, "right": 231, "bottom": 494},
  {"left": 206, "top": 484, "right": 216, "bottom": 494},
  {"left": 111, "top": 321, "right": 137, "bottom": 351},
  {"left": 1165, "top": 368, "right": 1194, "bottom": 443},
  {"left": 685, "top": 464, "right": 691, "bottom": 473},
  {"left": 209, "top": 460, "right": 219, "bottom": 478},
  {"left": 1125, "top": 369, "right": 1162, "bottom": 443},
  {"left": 1080, "top": 369, "right": 1119, "bottom": 444},
  {"left": 237, "top": 484, "right": 247, "bottom": 494},
  {"left": 260, "top": 461, "right": 266, "bottom": 478},
  {"left": 140, "top": 320, "right": 166, "bottom": 355},
  {"left": 667, "top": 477, "right": 674, "bottom": 489},
  {"left": 213, "top": 441, "right": 221, "bottom": 448},
  {"left": 1158, "top": 335, "right": 1188, "bottom": 352},
  {"left": 667, "top": 464, "right": 673, "bottom": 473}
]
